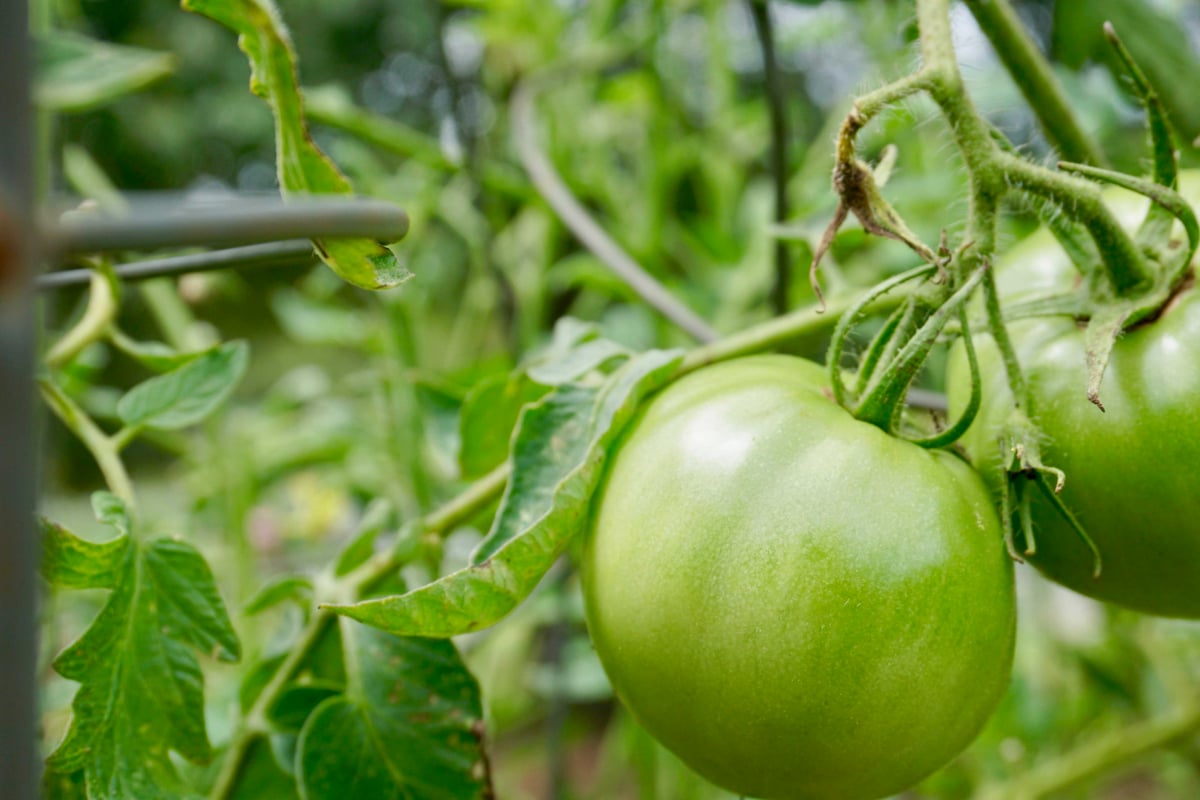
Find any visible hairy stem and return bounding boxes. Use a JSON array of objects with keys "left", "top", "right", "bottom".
[
  {"left": 963, "top": 182, "right": 1029, "bottom": 404},
  {"left": 914, "top": 0, "right": 1151, "bottom": 297},
  {"left": 1000, "top": 153, "right": 1152, "bottom": 294},
  {"left": 963, "top": 0, "right": 1107, "bottom": 167}
]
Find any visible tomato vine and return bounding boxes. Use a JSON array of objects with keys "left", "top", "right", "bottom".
[{"left": 31, "top": 0, "right": 1200, "bottom": 798}]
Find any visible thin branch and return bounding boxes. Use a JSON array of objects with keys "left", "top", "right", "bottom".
[
  {"left": 207, "top": 612, "right": 334, "bottom": 799},
  {"left": 510, "top": 79, "right": 720, "bottom": 344},
  {"left": 963, "top": 0, "right": 1107, "bottom": 167},
  {"left": 746, "top": 0, "right": 792, "bottom": 315},
  {"left": 38, "top": 378, "right": 136, "bottom": 510}
]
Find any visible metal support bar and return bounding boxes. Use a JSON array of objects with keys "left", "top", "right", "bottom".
[
  {"left": 37, "top": 239, "right": 316, "bottom": 291},
  {"left": 0, "top": 0, "right": 38, "bottom": 797},
  {"left": 45, "top": 195, "right": 410, "bottom": 256}
]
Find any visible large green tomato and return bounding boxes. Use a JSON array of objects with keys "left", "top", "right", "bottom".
[
  {"left": 947, "top": 173, "right": 1200, "bottom": 618},
  {"left": 582, "top": 355, "right": 1015, "bottom": 800}
]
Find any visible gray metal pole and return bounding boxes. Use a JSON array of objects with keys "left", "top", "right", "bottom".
[{"left": 0, "top": 0, "right": 38, "bottom": 796}]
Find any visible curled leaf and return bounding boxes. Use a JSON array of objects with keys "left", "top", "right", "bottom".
[{"left": 323, "top": 350, "right": 683, "bottom": 638}]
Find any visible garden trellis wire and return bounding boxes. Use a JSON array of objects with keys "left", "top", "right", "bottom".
[{"left": 0, "top": 13, "right": 411, "bottom": 793}]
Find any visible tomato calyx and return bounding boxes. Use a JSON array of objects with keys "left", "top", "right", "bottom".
[
  {"left": 822, "top": 253, "right": 987, "bottom": 447},
  {"left": 1128, "top": 269, "right": 1195, "bottom": 330},
  {"left": 1040, "top": 29, "right": 1200, "bottom": 410}
]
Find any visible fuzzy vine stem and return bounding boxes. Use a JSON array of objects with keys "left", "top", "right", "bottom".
[
  {"left": 962, "top": 0, "right": 1107, "bottom": 167},
  {"left": 819, "top": 0, "right": 1154, "bottom": 434},
  {"left": 834, "top": 0, "right": 1153, "bottom": 302}
]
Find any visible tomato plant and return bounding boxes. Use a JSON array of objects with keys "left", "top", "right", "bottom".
[
  {"left": 947, "top": 174, "right": 1200, "bottom": 618},
  {"left": 26, "top": 0, "right": 1200, "bottom": 799},
  {"left": 583, "top": 355, "right": 1015, "bottom": 800}
]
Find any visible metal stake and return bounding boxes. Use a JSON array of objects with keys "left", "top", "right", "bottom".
[{"left": 0, "top": 0, "right": 39, "bottom": 795}]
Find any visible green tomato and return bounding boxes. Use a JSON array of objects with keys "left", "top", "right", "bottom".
[
  {"left": 582, "top": 355, "right": 1015, "bottom": 800},
  {"left": 947, "top": 173, "right": 1200, "bottom": 618}
]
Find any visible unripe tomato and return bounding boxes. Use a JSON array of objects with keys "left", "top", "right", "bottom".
[
  {"left": 582, "top": 355, "right": 1015, "bottom": 800},
  {"left": 947, "top": 173, "right": 1200, "bottom": 619}
]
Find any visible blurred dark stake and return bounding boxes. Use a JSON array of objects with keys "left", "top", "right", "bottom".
[
  {"left": 0, "top": 0, "right": 38, "bottom": 796},
  {"left": 747, "top": 0, "right": 793, "bottom": 315},
  {"left": 428, "top": 0, "right": 519, "bottom": 354}
]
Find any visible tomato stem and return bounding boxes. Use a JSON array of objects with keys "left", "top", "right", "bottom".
[
  {"left": 980, "top": 700, "right": 1200, "bottom": 799},
  {"left": 962, "top": 0, "right": 1107, "bottom": 168},
  {"left": 37, "top": 377, "right": 137, "bottom": 513}
]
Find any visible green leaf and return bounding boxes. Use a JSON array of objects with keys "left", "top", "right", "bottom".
[
  {"left": 40, "top": 517, "right": 130, "bottom": 590},
  {"left": 244, "top": 575, "right": 314, "bottom": 616},
  {"left": 457, "top": 374, "right": 549, "bottom": 480},
  {"left": 181, "top": 0, "right": 411, "bottom": 290},
  {"left": 457, "top": 319, "right": 627, "bottom": 479},
  {"left": 525, "top": 337, "right": 628, "bottom": 386},
  {"left": 117, "top": 341, "right": 248, "bottom": 430},
  {"left": 92, "top": 491, "right": 132, "bottom": 537},
  {"left": 227, "top": 738, "right": 298, "bottom": 800},
  {"left": 269, "top": 289, "right": 377, "bottom": 347},
  {"left": 268, "top": 733, "right": 300, "bottom": 777},
  {"left": 36, "top": 32, "right": 174, "bottom": 113},
  {"left": 41, "top": 766, "right": 87, "bottom": 800},
  {"left": 47, "top": 538, "right": 241, "bottom": 798},
  {"left": 296, "top": 623, "right": 489, "bottom": 799},
  {"left": 266, "top": 682, "right": 343, "bottom": 732},
  {"left": 325, "top": 350, "right": 683, "bottom": 637},
  {"left": 110, "top": 331, "right": 205, "bottom": 373},
  {"left": 334, "top": 498, "right": 396, "bottom": 576},
  {"left": 525, "top": 316, "right": 619, "bottom": 381}
]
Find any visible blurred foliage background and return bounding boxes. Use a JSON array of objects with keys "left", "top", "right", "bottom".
[{"left": 36, "top": 0, "right": 1200, "bottom": 797}]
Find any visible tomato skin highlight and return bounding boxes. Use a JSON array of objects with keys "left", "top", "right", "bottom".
[
  {"left": 582, "top": 355, "right": 1015, "bottom": 800},
  {"left": 947, "top": 176, "right": 1200, "bottom": 618}
]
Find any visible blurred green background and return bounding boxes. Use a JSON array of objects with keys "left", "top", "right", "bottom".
[{"left": 36, "top": 0, "right": 1200, "bottom": 797}]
